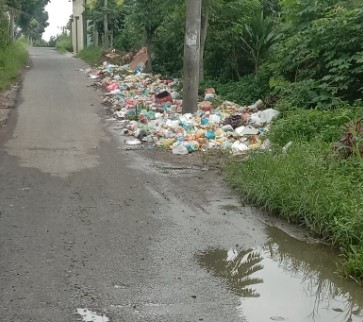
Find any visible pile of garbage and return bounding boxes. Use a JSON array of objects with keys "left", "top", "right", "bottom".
[{"left": 81, "top": 60, "right": 280, "bottom": 155}]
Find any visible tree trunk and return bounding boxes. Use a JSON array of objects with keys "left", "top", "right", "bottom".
[
  {"left": 233, "top": 67, "right": 241, "bottom": 81},
  {"left": 9, "top": 9, "right": 14, "bottom": 40},
  {"left": 183, "top": 0, "right": 202, "bottom": 114},
  {"left": 144, "top": 28, "right": 153, "bottom": 72},
  {"left": 110, "top": 31, "right": 113, "bottom": 49},
  {"left": 199, "top": 1, "right": 210, "bottom": 82},
  {"left": 229, "top": 50, "right": 240, "bottom": 81},
  {"left": 254, "top": 53, "right": 260, "bottom": 78},
  {"left": 93, "top": 19, "right": 99, "bottom": 46},
  {"left": 103, "top": 0, "right": 109, "bottom": 48}
]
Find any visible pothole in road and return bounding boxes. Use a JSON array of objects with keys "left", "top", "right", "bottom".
[
  {"left": 196, "top": 226, "right": 363, "bottom": 322},
  {"left": 76, "top": 308, "right": 110, "bottom": 322}
]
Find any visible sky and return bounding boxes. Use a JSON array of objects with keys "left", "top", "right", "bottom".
[{"left": 43, "top": 0, "right": 73, "bottom": 41}]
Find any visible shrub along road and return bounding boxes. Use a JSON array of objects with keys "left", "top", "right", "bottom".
[{"left": 0, "top": 48, "right": 362, "bottom": 322}]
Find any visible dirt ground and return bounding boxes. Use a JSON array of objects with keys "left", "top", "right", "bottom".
[{"left": 0, "top": 83, "right": 20, "bottom": 127}]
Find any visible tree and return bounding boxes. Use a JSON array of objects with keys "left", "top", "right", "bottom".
[
  {"left": 261, "top": 0, "right": 280, "bottom": 16},
  {"left": 151, "top": 3, "right": 185, "bottom": 76},
  {"left": 85, "top": 0, "right": 124, "bottom": 48},
  {"left": 5, "top": 0, "right": 50, "bottom": 41},
  {"left": 199, "top": 0, "right": 211, "bottom": 82},
  {"left": 126, "top": 0, "right": 176, "bottom": 71},
  {"left": 0, "top": 0, "right": 10, "bottom": 47},
  {"left": 264, "top": 0, "right": 363, "bottom": 110},
  {"left": 240, "top": 11, "right": 280, "bottom": 76},
  {"left": 182, "top": 0, "right": 202, "bottom": 113},
  {"left": 204, "top": 0, "right": 261, "bottom": 80}
]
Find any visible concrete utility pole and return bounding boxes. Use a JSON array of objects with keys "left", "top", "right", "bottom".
[
  {"left": 103, "top": 0, "right": 109, "bottom": 48},
  {"left": 182, "top": 0, "right": 202, "bottom": 114}
]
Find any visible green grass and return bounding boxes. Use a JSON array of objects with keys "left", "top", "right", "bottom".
[
  {"left": 76, "top": 46, "right": 103, "bottom": 66},
  {"left": 0, "top": 40, "right": 28, "bottom": 90},
  {"left": 269, "top": 108, "right": 363, "bottom": 146},
  {"left": 225, "top": 110, "right": 363, "bottom": 283},
  {"left": 55, "top": 35, "right": 73, "bottom": 53}
]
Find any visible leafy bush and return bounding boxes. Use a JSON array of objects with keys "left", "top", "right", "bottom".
[
  {"left": 55, "top": 34, "right": 73, "bottom": 53},
  {"left": 0, "top": 2, "right": 10, "bottom": 49},
  {"left": 269, "top": 108, "right": 363, "bottom": 146},
  {"left": 113, "top": 25, "right": 142, "bottom": 53},
  {"left": 333, "top": 119, "right": 363, "bottom": 160},
  {"left": 76, "top": 46, "right": 102, "bottom": 66},
  {"left": 268, "top": 76, "right": 354, "bottom": 112},
  {"left": 0, "top": 40, "right": 28, "bottom": 90},
  {"left": 33, "top": 39, "right": 49, "bottom": 47},
  {"left": 274, "top": 5, "right": 363, "bottom": 103},
  {"left": 152, "top": 21, "right": 184, "bottom": 77},
  {"left": 200, "top": 73, "right": 270, "bottom": 106},
  {"left": 203, "top": 0, "right": 262, "bottom": 80}
]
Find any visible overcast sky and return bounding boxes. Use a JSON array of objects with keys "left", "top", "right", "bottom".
[{"left": 43, "top": 0, "right": 73, "bottom": 41}]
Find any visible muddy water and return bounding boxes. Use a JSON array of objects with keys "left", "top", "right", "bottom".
[{"left": 197, "top": 226, "right": 363, "bottom": 322}]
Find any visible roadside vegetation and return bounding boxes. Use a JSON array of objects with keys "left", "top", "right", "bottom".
[
  {"left": 0, "top": 0, "right": 49, "bottom": 89},
  {"left": 222, "top": 1, "right": 363, "bottom": 282},
  {"left": 0, "top": 40, "right": 28, "bottom": 90},
  {"left": 83, "top": 0, "right": 363, "bottom": 283},
  {"left": 54, "top": 34, "right": 73, "bottom": 53},
  {"left": 76, "top": 45, "right": 102, "bottom": 66},
  {"left": 227, "top": 111, "right": 363, "bottom": 282}
]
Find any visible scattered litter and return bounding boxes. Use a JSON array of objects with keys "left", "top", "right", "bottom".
[
  {"left": 129, "top": 47, "right": 148, "bottom": 72},
  {"left": 126, "top": 139, "right": 142, "bottom": 145},
  {"left": 282, "top": 141, "right": 293, "bottom": 154},
  {"left": 114, "top": 284, "right": 127, "bottom": 289},
  {"left": 80, "top": 56, "right": 281, "bottom": 156},
  {"left": 250, "top": 108, "right": 280, "bottom": 127},
  {"left": 270, "top": 317, "right": 286, "bottom": 321},
  {"left": 76, "top": 308, "right": 109, "bottom": 322}
]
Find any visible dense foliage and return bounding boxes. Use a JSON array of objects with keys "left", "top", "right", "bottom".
[
  {"left": 0, "top": 39, "right": 27, "bottom": 89},
  {"left": 0, "top": 0, "right": 48, "bottom": 89},
  {"left": 270, "top": 1, "right": 363, "bottom": 109},
  {"left": 55, "top": 33, "right": 73, "bottom": 53},
  {"left": 0, "top": 0, "right": 49, "bottom": 51},
  {"left": 82, "top": 0, "right": 362, "bottom": 110},
  {"left": 5, "top": 0, "right": 49, "bottom": 41},
  {"left": 0, "top": 0, "right": 10, "bottom": 48},
  {"left": 0, "top": 0, "right": 50, "bottom": 86}
]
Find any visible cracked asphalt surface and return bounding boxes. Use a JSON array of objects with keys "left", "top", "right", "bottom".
[{"left": 0, "top": 47, "right": 296, "bottom": 322}]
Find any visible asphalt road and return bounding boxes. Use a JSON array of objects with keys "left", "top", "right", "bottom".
[{"left": 0, "top": 48, "right": 328, "bottom": 322}]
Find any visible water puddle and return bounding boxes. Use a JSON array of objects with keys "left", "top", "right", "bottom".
[
  {"left": 197, "top": 226, "right": 363, "bottom": 322},
  {"left": 76, "top": 308, "right": 110, "bottom": 322}
]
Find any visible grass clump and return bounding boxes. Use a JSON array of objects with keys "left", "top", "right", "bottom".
[
  {"left": 76, "top": 46, "right": 103, "bottom": 66},
  {"left": 55, "top": 34, "right": 73, "bottom": 53},
  {"left": 225, "top": 107, "right": 363, "bottom": 283},
  {"left": 269, "top": 108, "right": 363, "bottom": 146},
  {"left": 0, "top": 40, "right": 28, "bottom": 90}
]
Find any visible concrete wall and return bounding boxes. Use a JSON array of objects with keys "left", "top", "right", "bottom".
[{"left": 72, "top": 0, "right": 86, "bottom": 53}]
